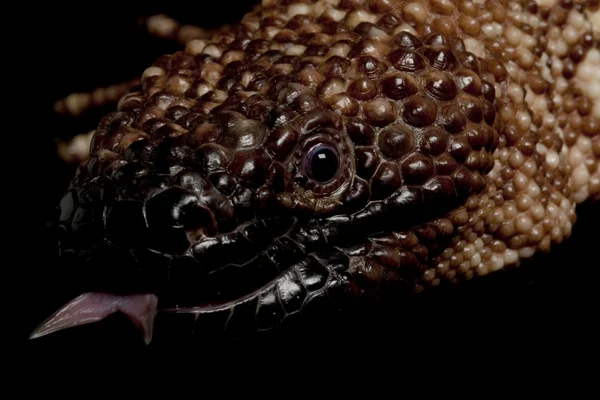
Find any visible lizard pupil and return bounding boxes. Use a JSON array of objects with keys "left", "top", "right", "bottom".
[{"left": 306, "top": 144, "right": 339, "bottom": 183}]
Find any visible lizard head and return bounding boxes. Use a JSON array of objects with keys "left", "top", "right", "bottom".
[{"left": 31, "top": 0, "right": 599, "bottom": 345}]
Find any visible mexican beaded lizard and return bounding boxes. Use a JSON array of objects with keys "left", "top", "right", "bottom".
[{"left": 31, "top": 0, "right": 600, "bottom": 345}]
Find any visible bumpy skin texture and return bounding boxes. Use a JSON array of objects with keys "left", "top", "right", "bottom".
[{"left": 54, "top": 0, "right": 599, "bottom": 338}]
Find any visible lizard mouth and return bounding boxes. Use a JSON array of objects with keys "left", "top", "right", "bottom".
[{"left": 29, "top": 213, "right": 345, "bottom": 344}]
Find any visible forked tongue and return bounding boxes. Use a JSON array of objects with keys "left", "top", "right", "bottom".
[{"left": 29, "top": 292, "right": 159, "bottom": 345}]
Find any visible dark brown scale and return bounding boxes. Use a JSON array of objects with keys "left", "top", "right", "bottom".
[
  {"left": 452, "top": 167, "right": 473, "bottom": 197},
  {"left": 456, "top": 70, "right": 482, "bottom": 96},
  {"left": 267, "top": 74, "right": 296, "bottom": 100},
  {"left": 378, "top": 124, "right": 416, "bottom": 160},
  {"left": 371, "top": 162, "right": 403, "bottom": 199},
  {"left": 304, "top": 44, "right": 329, "bottom": 57},
  {"left": 569, "top": 45, "right": 585, "bottom": 63},
  {"left": 388, "top": 49, "right": 425, "bottom": 72},
  {"left": 264, "top": 104, "right": 297, "bottom": 129},
  {"left": 456, "top": 93, "right": 483, "bottom": 123},
  {"left": 482, "top": 101, "right": 496, "bottom": 125},
  {"left": 423, "top": 33, "right": 449, "bottom": 47},
  {"left": 119, "top": 99, "right": 143, "bottom": 113},
  {"left": 217, "top": 75, "right": 241, "bottom": 92},
  {"left": 357, "top": 56, "right": 389, "bottom": 78},
  {"left": 273, "top": 29, "right": 299, "bottom": 43},
  {"left": 381, "top": 74, "right": 418, "bottom": 101},
  {"left": 250, "top": 100, "right": 279, "bottom": 124},
  {"left": 356, "top": 147, "right": 381, "bottom": 179},
  {"left": 108, "top": 112, "right": 136, "bottom": 133},
  {"left": 230, "top": 149, "right": 271, "bottom": 188},
  {"left": 186, "top": 123, "right": 222, "bottom": 149},
  {"left": 372, "top": 246, "right": 400, "bottom": 269},
  {"left": 503, "top": 124, "right": 521, "bottom": 146},
  {"left": 287, "top": 14, "right": 313, "bottom": 30},
  {"left": 421, "top": 128, "right": 448, "bottom": 156},
  {"left": 431, "top": 17, "right": 457, "bottom": 36},
  {"left": 141, "top": 117, "right": 169, "bottom": 136},
  {"left": 577, "top": 97, "right": 592, "bottom": 116},
  {"left": 276, "top": 83, "right": 310, "bottom": 106},
  {"left": 247, "top": 75, "right": 268, "bottom": 91},
  {"left": 155, "top": 135, "right": 190, "bottom": 162},
  {"left": 258, "top": 50, "right": 285, "bottom": 66},
  {"left": 264, "top": 126, "right": 298, "bottom": 162},
  {"left": 217, "top": 119, "right": 267, "bottom": 150},
  {"left": 435, "top": 153, "right": 459, "bottom": 175},
  {"left": 424, "top": 48, "right": 458, "bottom": 72},
  {"left": 318, "top": 56, "right": 352, "bottom": 78},
  {"left": 486, "top": 58, "right": 508, "bottom": 82},
  {"left": 448, "top": 136, "right": 472, "bottom": 161},
  {"left": 459, "top": 15, "right": 481, "bottom": 36},
  {"left": 317, "top": 77, "right": 346, "bottom": 98},
  {"left": 343, "top": 177, "right": 371, "bottom": 210},
  {"left": 326, "top": 93, "right": 360, "bottom": 116},
  {"left": 176, "top": 112, "right": 208, "bottom": 131},
  {"left": 377, "top": 12, "right": 401, "bottom": 31},
  {"left": 465, "top": 152, "right": 483, "bottom": 172},
  {"left": 194, "top": 143, "right": 231, "bottom": 174},
  {"left": 353, "top": 22, "right": 379, "bottom": 36},
  {"left": 402, "top": 96, "right": 437, "bottom": 127},
  {"left": 369, "top": 0, "right": 394, "bottom": 13},
  {"left": 481, "top": 81, "right": 496, "bottom": 103},
  {"left": 449, "top": 37, "right": 466, "bottom": 54},
  {"left": 562, "top": 59, "right": 576, "bottom": 79},
  {"left": 518, "top": 134, "right": 537, "bottom": 156},
  {"left": 339, "top": 0, "right": 364, "bottom": 10},
  {"left": 220, "top": 58, "right": 245, "bottom": 75},
  {"left": 424, "top": 71, "right": 457, "bottom": 101},
  {"left": 401, "top": 153, "right": 435, "bottom": 184},
  {"left": 423, "top": 176, "right": 457, "bottom": 212},
  {"left": 293, "top": 93, "right": 324, "bottom": 114},
  {"left": 364, "top": 98, "right": 398, "bottom": 127},
  {"left": 393, "top": 31, "right": 423, "bottom": 49},
  {"left": 214, "top": 110, "right": 247, "bottom": 128},
  {"left": 582, "top": 32, "right": 595, "bottom": 48},
  {"left": 346, "top": 118, "right": 375, "bottom": 145},
  {"left": 528, "top": 74, "right": 548, "bottom": 95},
  {"left": 582, "top": 117, "right": 600, "bottom": 136},
  {"left": 487, "top": 39, "right": 505, "bottom": 59},
  {"left": 124, "top": 138, "right": 154, "bottom": 162},
  {"left": 177, "top": 171, "right": 212, "bottom": 196},
  {"left": 348, "top": 78, "right": 379, "bottom": 101},
  {"left": 440, "top": 104, "right": 467, "bottom": 134},
  {"left": 348, "top": 39, "right": 387, "bottom": 58},
  {"left": 210, "top": 172, "right": 238, "bottom": 196},
  {"left": 459, "top": 52, "right": 481, "bottom": 73},
  {"left": 466, "top": 125, "right": 487, "bottom": 150}
]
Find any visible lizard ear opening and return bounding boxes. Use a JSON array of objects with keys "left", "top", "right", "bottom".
[{"left": 29, "top": 292, "right": 158, "bottom": 345}]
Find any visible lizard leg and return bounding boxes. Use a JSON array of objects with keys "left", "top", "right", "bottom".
[
  {"left": 56, "top": 130, "right": 95, "bottom": 164},
  {"left": 53, "top": 78, "right": 140, "bottom": 118},
  {"left": 53, "top": 79, "right": 140, "bottom": 164},
  {"left": 140, "top": 14, "right": 234, "bottom": 47}
]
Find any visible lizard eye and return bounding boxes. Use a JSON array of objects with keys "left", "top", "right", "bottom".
[{"left": 303, "top": 143, "right": 340, "bottom": 183}]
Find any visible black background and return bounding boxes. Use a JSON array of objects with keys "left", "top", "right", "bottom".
[{"left": 14, "top": 2, "right": 599, "bottom": 358}]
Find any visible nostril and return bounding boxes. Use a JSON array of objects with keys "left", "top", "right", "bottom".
[
  {"left": 144, "top": 187, "right": 218, "bottom": 253},
  {"left": 145, "top": 188, "right": 213, "bottom": 229},
  {"left": 182, "top": 203, "right": 217, "bottom": 235}
]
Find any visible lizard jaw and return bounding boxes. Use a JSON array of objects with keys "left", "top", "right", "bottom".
[{"left": 29, "top": 292, "right": 159, "bottom": 345}]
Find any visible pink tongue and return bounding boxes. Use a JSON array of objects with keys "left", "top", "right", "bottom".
[{"left": 29, "top": 292, "right": 159, "bottom": 345}]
